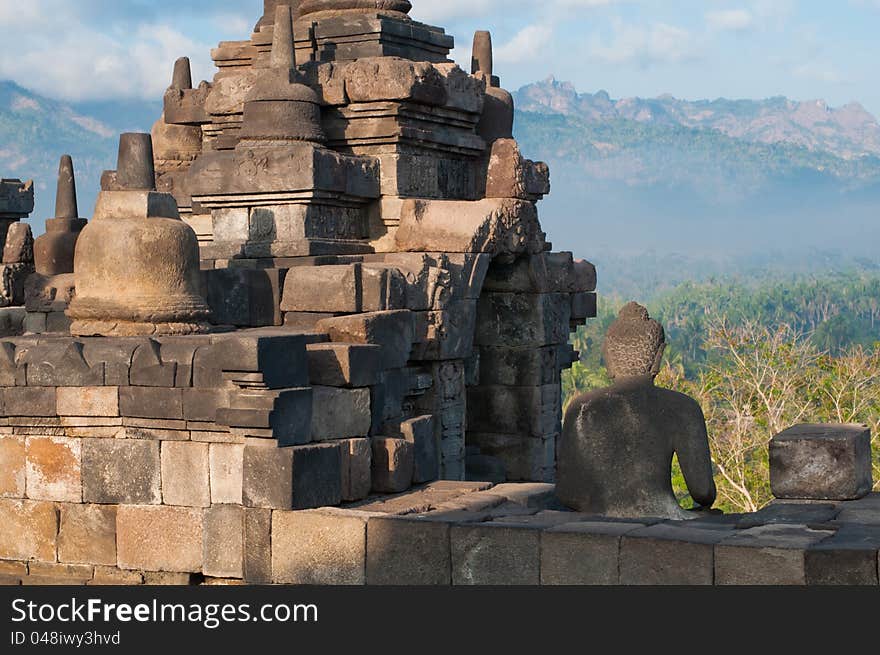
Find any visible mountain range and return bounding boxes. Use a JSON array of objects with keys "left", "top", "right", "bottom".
[{"left": 2, "top": 77, "right": 880, "bottom": 266}]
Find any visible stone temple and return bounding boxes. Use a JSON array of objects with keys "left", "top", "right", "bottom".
[{"left": 0, "top": 1, "right": 877, "bottom": 586}]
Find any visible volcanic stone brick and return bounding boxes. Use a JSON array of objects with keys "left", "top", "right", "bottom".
[
  {"left": 451, "top": 523, "right": 540, "bottom": 585},
  {"left": 243, "top": 441, "right": 342, "bottom": 510},
  {"left": 541, "top": 521, "right": 646, "bottom": 585},
  {"left": 478, "top": 346, "right": 561, "bottom": 387},
  {"left": 117, "top": 505, "right": 203, "bottom": 573},
  {"left": 0, "top": 435, "right": 25, "bottom": 497},
  {"left": 367, "top": 516, "right": 451, "bottom": 585},
  {"left": 340, "top": 438, "right": 372, "bottom": 502},
  {"left": 280, "top": 264, "right": 361, "bottom": 313},
  {"left": 182, "top": 388, "right": 228, "bottom": 422},
  {"left": 204, "top": 505, "right": 244, "bottom": 579},
  {"left": 385, "top": 415, "right": 438, "bottom": 484},
  {"left": 804, "top": 526, "right": 880, "bottom": 585},
  {"left": 770, "top": 424, "right": 873, "bottom": 501},
  {"left": 209, "top": 443, "right": 243, "bottom": 505},
  {"left": 119, "top": 387, "right": 183, "bottom": 420},
  {"left": 620, "top": 523, "right": 733, "bottom": 586},
  {"left": 58, "top": 504, "right": 116, "bottom": 566},
  {"left": 207, "top": 333, "right": 310, "bottom": 389},
  {"left": 25, "top": 436, "right": 81, "bottom": 502},
  {"left": 25, "top": 562, "right": 94, "bottom": 585},
  {"left": 4, "top": 387, "right": 57, "bottom": 417},
  {"left": 90, "top": 567, "right": 144, "bottom": 586},
  {"left": 570, "top": 292, "right": 598, "bottom": 321},
  {"left": 81, "top": 339, "right": 139, "bottom": 386},
  {"left": 481, "top": 252, "right": 576, "bottom": 294},
  {"left": 715, "top": 524, "right": 835, "bottom": 585},
  {"left": 371, "top": 438, "right": 415, "bottom": 494},
  {"left": 475, "top": 293, "right": 571, "bottom": 347},
  {"left": 23, "top": 342, "right": 102, "bottom": 386},
  {"left": 56, "top": 387, "right": 120, "bottom": 417},
  {"left": 161, "top": 442, "right": 210, "bottom": 507},
  {"left": 311, "top": 386, "right": 372, "bottom": 441},
  {"left": 306, "top": 343, "right": 382, "bottom": 388},
  {"left": 242, "top": 508, "right": 271, "bottom": 584},
  {"left": 272, "top": 509, "right": 369, "bottom": 585},
  {"left": 130, "top": 341, "right": 176, "bottom": 387},
  {"left": 0, "top": 498, "right": 58, "bottom": 562},
  {"left": 82, "top": 438, "right": 161, "bottom": 504},
  {"left": 217, "top": 387, "right": 313, "bottom": 447},
  {"left": 316, "top": 311, "right": 414, "bottom": 370}
]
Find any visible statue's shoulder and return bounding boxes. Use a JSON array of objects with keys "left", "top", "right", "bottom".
[{"left": 653, "top": 386, "right": 705, "bottom": 417}]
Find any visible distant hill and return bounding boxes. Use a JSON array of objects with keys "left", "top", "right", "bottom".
[
  {"left": 0, "top": 81, "right": 160, "bottom": 232},
  {"left": 2, "top": 76, "right": 880, "bottom": 271},
  {"left": 512, "top": 78, "right": 880, "bottom": 263}
]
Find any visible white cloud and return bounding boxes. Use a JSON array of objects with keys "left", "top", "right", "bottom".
[
  {"left": 706, "top": 9, "right": 754, "bottom": 32},
  {"left": 495, "top": 24, "right": 556, "bottom": 65},
  {"left": 589, "top": 20, "right": 699, "bottom": 67}
]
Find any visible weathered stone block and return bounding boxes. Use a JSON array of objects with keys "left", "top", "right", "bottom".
[
  {"left": 451, "top": 523, "right": 540, "bottom": 585},
  {"left": 217, "top": 388, "right": 313, "bottom": 447},
  {"left": 482, "top": 252, "right": 576, "bottom": 294},
  {"left": 619, "top": 524, "right": 732, "bottom": 585},
  {"left": 0, "top": 435, "right": 25, "bottom": 497},
  {"left": 0, "top": 498, "right": 57, "bottom": 562},
  {"left": 25, "top": 436, "right": 81, "bottom": 502},
  {"left": 182, "top": 388, "right": 228, "bottom": 422},
  {"left": 90, "top": 567, "right": 143, "bottom": 586},
  {"left": 161, "top": 442, "right": 210, "bottom": 508},
  {"left": 770, "top": 424, "right": 873, "bottom": 501},
  {"left": 371, "top": 437, "right": 415, "bottom": 494},
  {"left": 243, "top": 441, "right": 342, "bottom": 510},
  {"left": 804, "top": 526, "right": 880, "bottom": 585},
  {"left": 478, "top": 346, "right": 561, "bottom": 387},
  {"left": 58, "top": 504, "right": 116, "bottom": 566},
  {"left": 23, "top": 342, "right": 102, "bottom": 386},
  {"left": 411, "top": 300, "right": 478, "bottom": 360},
  {"left": 82, "top": 439, "right": 161, "bottom": 505},
  {"left": 475, "top": 292, "right": 572, "bottom": 347},
  {"left": 541, "top": 521, "right": 646, "bottom": 585},
  {"left": 385, "top": 415, "right": 438, "bottom": 484},
  {"left": 272, "top": 509, "right": 368, "bottom": 585},
  {"left": 280, "top": 264, "right": 361, "bottom": 313},
  {"left": 467, "top": 433, "right": 555, "bottom": 482},
  {"left": 203, "top": 333, "right": 310, "bottom": 389},
  {"left": 209, "top": 443, "right": 243, "bottom": 505},
  {"left": 468, "top": 384, "right": 561, "bottom": 437},
  {"left": 570, "top": 292, "right": 598, "bottom": 322},
  {"left": 243, "top": 508, "right": 272, "bottom": 585},
  {"left": 340, "top": 438, "right": 372, "bottom": 502},
  {"left": 25, "top": 562, "right": 94, "bottom": 585},
  {"left": 204, "top": 505, "right": 244, "bottom": 579},
  {"left": 715, "top": 524, "right": 834, "bottom": 585},
  {"left": 311, "top": 386, "right": 372, "bottom": 441},
  {"left": 119, "top": 387, "right": 183, "bottom": 420},
  {"left": 56, "top": 387, "right": 120, "bottom": 417},
  {"left": 117, "top": 505, "right": 203, "bottom": 573},
  {"left": 367, "top": 517, "right": 451, "bottom": 585},
  {"left": 205, "top": 267, "right": 284, "bottom": 328},
  {"left": 307, "top": 342, "right": 382, "bottom": 388},
  {"left": 4, "top": 387, "right": 57, "bottom": 417},
  {"left": 316, "top": 310, "right": 414, "bottom": 369},
  {"left": 361, "top": 264, "right": 407, "bottom": 312}
]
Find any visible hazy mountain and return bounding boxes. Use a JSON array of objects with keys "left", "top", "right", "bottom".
[
  {"left": 2, "top": 76, "right": 879, "bottom": 272},
  {"left": 0, "top": 81, "right": 160, "bottom": 232},
  {"left": 512, "top": 78, "right": 880, "bottom": 264}
]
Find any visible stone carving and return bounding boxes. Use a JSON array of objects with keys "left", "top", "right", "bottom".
[
  {"left": 557, "top": 303, "right": 717, "bottom": 519},
  {"left": 297, "top": 0, "right": 412, "bottom": 19},
  {"left": 66, "top": 133, "right": 212, "bottom": 336}
]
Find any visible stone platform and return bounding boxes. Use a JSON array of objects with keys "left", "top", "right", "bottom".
[{"left": 2, "top": 480, "right": 878, "bottom": 585}]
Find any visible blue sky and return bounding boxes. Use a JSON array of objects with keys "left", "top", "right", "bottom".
[{"left": 2, "top": 0, "right": 879, "bottom": 115}]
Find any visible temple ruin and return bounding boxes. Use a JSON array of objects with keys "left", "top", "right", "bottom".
[{"left": 0, "top": 1, "right": 876, "bottom": 586}]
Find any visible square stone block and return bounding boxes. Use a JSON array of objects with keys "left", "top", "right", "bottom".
[
  {"left": 541, "top": 521, "right": 646, "bottom": 585},
  {"left": 243, "top": 441, "right": 342, "bottom": 510},
  {"left": 0, "top": 435, "right": 25, "bottom": 497},
  {"left": 161, "top": 442, "right": 210, "bottom": 508},
  {"left": 366, "top": 516, "right": 451, "bottom": 585},
  {"left": 119, "top": 387, "right": 184, "bottom": 420},
  {"left": 715, "top": 524, "right": 835, "bottom": 585},
  {"left": 244, "top": 508, "right": 272, "bottom": 584},
  {"left": 0, "top": 498, "right": 58, "bottom": 562},
  {"left": 26, "top": 436, "right": 81, "bottom": 502},
  {"left": 204, "top": 505, "right": 244, "bottom": 579},
  {"left": 311, "top": 386, "right": 372, "bottom": 441},
  {"left": 56, "top": 387, "right": 120, "bottom": 417},
  {"left": 4, "top": 387, "right": 57, "bottom": 417},
  {"left": 209, "top": 443, "right": 243, "bottom": 505},
  {"left": 340, "top": 438, "right": 371, "bottom": 502},
  {"left": 451, "top": 523, "right": 540, "bottom": 585},
  {"left": 316, "top": 310, "right": 414, "bottom": 370},
  {"left": 371, "top": 437, "right": 415, "bottom": 494},
  {"left": 58, "top": 504, "right": 116, "bottom": 566},
  {"left": 82, "top": 439, "right": 161, "bottom": 505},
  {"left": 770, "top": 424, "right": 873, "bottom": 500},
  {"left": 385, "top": 415, "right": 439, "bottom": 484},
  {"left": 117, "top": 505, "right": 203, "bottom": 573},
  {"left": 619, "top": 523, "right": 732, "bottom": 585},
  {"left": 307, "top": 343, "right": 382, "bottom": 388},
  {"left": 272, "top": 508, "right": 368, "bottom": 585},
  {"left": 805, "top": 526, "right": 880, "bottom": 585}
]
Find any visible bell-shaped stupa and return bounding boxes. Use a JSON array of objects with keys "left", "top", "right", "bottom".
[
  {"left": 33, "top": 155, "right": 89, "bottom": 276},
  {"left": 67, "top": 133, "right": 212, "bottom": 336}
]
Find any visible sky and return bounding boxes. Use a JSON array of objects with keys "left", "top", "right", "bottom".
[{"left": 1, "top": 0, "right": 879, "bottom": 114}]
